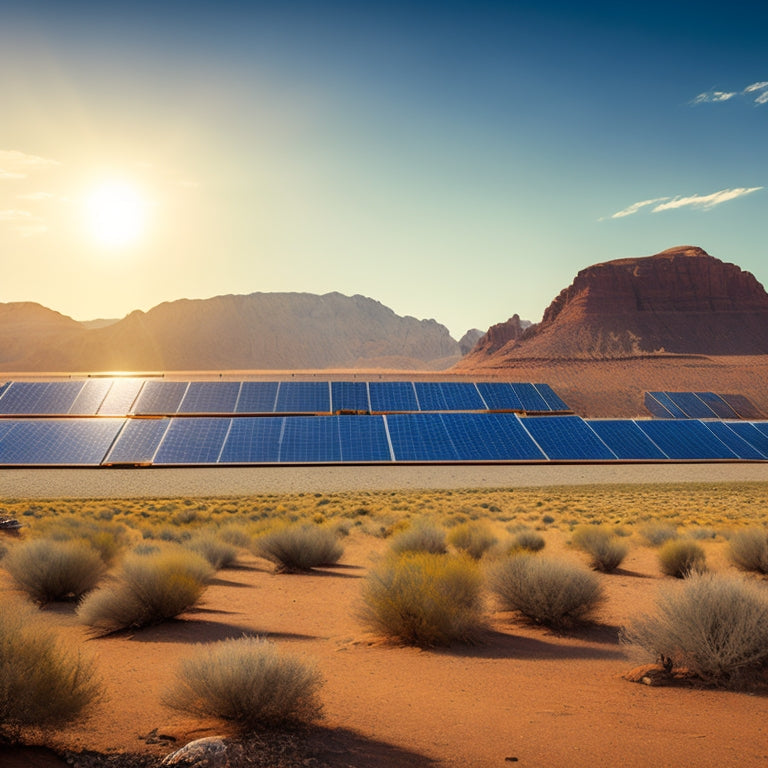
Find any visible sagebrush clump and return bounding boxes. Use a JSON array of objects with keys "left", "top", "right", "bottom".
[
  {"left": 571, "top": 525, "right": 629, "bottom": 573},
  {"left": 727, "top": 527, "right": 768, "bottom": 574},
  {"left": 657, "top": 539, "right": 706, "bottom": 578},
  {"left": 389, "top": 520, "right": 447, "bottom": 556},
  {"left": 447, "top": 521, "right": 497, "bottom": 559},
  {"left": 255, "top": 524, "right": 343, "bottom": 572}
]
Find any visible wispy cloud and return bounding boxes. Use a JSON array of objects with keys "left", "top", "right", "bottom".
[
  {"left": 692, "top": 80, "right": 768, "bottom": 106},
  {"left": 0, "top": 150, "right": 60, "bottom": 180},
  {"left": 0, "top": 208, "right": 48, "bottom": 237},
  {"left": 607, "top": 187, "right": 763, "bottom": 220},
  {"left": 16, "top": 191, "right": 56, "bottom": 201}
]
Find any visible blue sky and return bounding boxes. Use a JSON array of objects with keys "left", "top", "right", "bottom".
[{"left": 0, "top": 1, "right": 766, "bottom": 338}]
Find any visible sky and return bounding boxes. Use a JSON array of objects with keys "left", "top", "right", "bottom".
[{"left": 1, "top": 1, "right": 766, "bottom": 339}]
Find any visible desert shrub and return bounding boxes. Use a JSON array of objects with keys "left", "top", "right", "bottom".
[
  {"left": 163, "top": 637, "right": 322, "bottom": 730},
  {"left": 389, "top": 521, "right": 447, "bottom": 556},
  {"left": 728, "top": 528, "right": 768, "bottom": 574},
  {"left": 686, "top": 526, "right": 717, "bottom": 541},
  {"left": 489, "top": 554, "right": 604, "bottom": 629},
  {"left": 0, "top": 598, "right": 101, "bottom": 734},
  {"left": 622, "top": 572, "right": 768, "bottom": 687},
  {"left": 639, "top": 523, "right": 678, "bottom": 547},
  {"left": 3, "top": 538, "right": 106, "bottom": 604},
  {"left": 184, "top": 530, "right": 238, "bottom": 570},
  {"left": 571, "top": 525, "right": 629, "bottom": 573},
  {"left": 360, "top": 553, "right": 484, "bottom": 646},
  {"left": 32, "top": 518, "right": 134, "bottom": 564},
  {"left": 255, "top": 524, "right": 343, "bottom": 572},
  {"left": 448, "top": 521, "right": 497, "bottom": 560},
  {"left": 657, "top": 539, "right": 706, "bottom": 578},
  {"left": 510, "top": 529, "right": 545, "bottom": 553},
  {"left": 78, "top": 547, "right": 212, "bottom": 633},
  {"left": 216, "top": 524, "right": 252, "bottom": 549}
]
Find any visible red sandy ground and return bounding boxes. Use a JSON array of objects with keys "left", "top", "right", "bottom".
[{"left": 3, "top": 531, "right": 766, "bottom": 768}]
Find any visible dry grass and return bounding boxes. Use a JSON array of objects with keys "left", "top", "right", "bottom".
[
  {"left": 254, "top": 524, "right": 343, "bottom": 573},
  {"left": 727, "top": 528, "right": 768, "bottom": 574},
  {"left": 657, "top": 539, "right": 707, "bottom": 579},
  {"left": 571, "top": 525, "right": 629, "bottom": 573}
]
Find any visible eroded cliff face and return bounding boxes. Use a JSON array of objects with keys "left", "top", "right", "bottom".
[{"left": 464, "top": 246, "right": 768, "bottom": 363}]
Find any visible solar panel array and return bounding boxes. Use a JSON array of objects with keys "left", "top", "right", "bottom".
[
  {"left": 0, "top": 378, "right": 765, "bottom": 466},
  {"left": 645, "top": 391, "right": 763, "bottom": 420}
]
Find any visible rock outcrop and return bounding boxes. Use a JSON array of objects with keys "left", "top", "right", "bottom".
[
  {"left": 463, "top": 246, "right": 768, "bottom": 362},
  {"left": 458, "top": 328, "right": 484, "bottom": 355}
]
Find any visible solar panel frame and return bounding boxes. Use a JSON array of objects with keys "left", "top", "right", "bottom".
[
  {"left": 519, "top": 416, "right": 616, "bottom": 460},
  {"left": 153, "top": 417, "right": 232, "bottom": 465},
  {"left": 330, "top": 381, "right": 370, "bottom": 413},
  {"left": 473, "top": 382, "right": 524, "bottom": 411},
  {"left": 235, "top": 382, "right": 279, "bottom": 413},
  {"left": 97, "top": 379, "right": 145, "bottom": 416},
  {"left": 131, "top": 381, "right": 189, "bottom": 415},
  {"left": 586, "top": 420, "right": 668, "bottom": 460},
  {"left": 337, "top": 415, "right": 393, "bottom": 462},
  {"left": 219, "top": 417, "right": 284, "bottom": 463},
  {"left": 385, "top": 413, "right": 459, "bottom": 461},
  {"left": 177, "top": 381, "right": 241, "bottom": 414},
  {"left": 368, "top": 381, "right": 419, "bottom": 412},
  {"left": 0, "top": 381, "right": 85, "bottom": 415},
  {"left": 279, "top": 416, "right": 341, "bottom": 462},
  {"left": 274, "top": 382, "right": 331, "bottom": 413},
  {"left": 635, "top": 420, "right": 738, "bottom": 460},
  {"left": 103, "top": 418, "right": 171, "bottom": 465}
]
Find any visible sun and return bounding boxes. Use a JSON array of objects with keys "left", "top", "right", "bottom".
[{"left": 85, "top": 180, "right": 147, "bottom": 247}]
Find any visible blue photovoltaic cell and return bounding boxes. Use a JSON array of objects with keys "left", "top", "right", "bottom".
[
  {"left": 153, "top": 417, "right": 231, "bottom": 464},
  {"left": 751, "top": 422, "right": 768, "bottom": 439},
  {"left": 695, "top": 392, "right": 739, "bottom": 419},
  {"left": 369, "top": 382, "right": 419, "bottom": 412},
  {"left": 413, "top": 382, "right": 448, "bottom": 411},
  {"left": 719, "top": 395, "right": 764, "bottom": 420},
  {"left": 385, "top": 413, "right": 458, "bottom": 461},
  {"left": 0, "top": 419, "right": 123, "bottom": 465},
  {"left": 415, "top": 382, "right": 485, "bottom": 411},
  {"left": 0, "top": 381, "right": 85, "bottom": 415},
  {"left": 665, "top": 392, "right": 718, "bottom": 419},
  {"left": 722, "top": 422, "right": 768, "bottom": 457},
  {"left": 644, "top": 392, "right": 674, "bottom": 418},
  {"left": 132, "top": 381, "right": 189, "bottom": 415},
  {"left": 533, "top": 384, "right": 570, "bottom": 412},
  {"left": 701, "top": 422, "right": 766, "bottom": 460},
  {"left": 647, "top": 392, "right": 688, "bottom": 419},
  {"left": 520, "top": 416, "right": 616, "bottom": 460},
  {"left": 275, "top": 382, "right": 330, "bottom": 413},
  {"left": 235, "top": 382, "right": 278, "bottom": 413},
  {"left": 219, "top": 417, "right": 284, "bottom": 463},
  {"left": 331, "top": 381, "right": 370, "bottom": 412},
  {"left": 337, "top": 416, "right": 392, "bottom": 462},
  {"left": 0, "top": 421, "right": 18, "bottom": 445},
  {"left": 440, "top": 412, "right": 546, "bottom": 461},
  {"left": 635, "top": 420, "right": 737, "bottom": 460},
  {"left": 279, "top": 416, "right": 341, "bottom": 462},
  {"left": 68, "top": 379, "right": 113, "bottom": 415},
  {"left": 103, "top": 419, "right": 170, "bottom": 464},
  {"left": 177, "top": 382, "right": 241, "bottom": 413},
  {"left": 586, "top": 420, "right": 667, "bottom": 460},
  {"left": 510, "top": 383, "right": 551, "bottom": 412},
  {"left": 474, "top": 383, "right": 524, "bottom": 411},
  {"left": 97, "top": 379, "right": 145, "bottom": 415}
]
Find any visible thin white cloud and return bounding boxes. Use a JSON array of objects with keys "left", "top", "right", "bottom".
[
  {"left": 16, "top": 191, "right": 56, "bottom": 201},
  {"left": 755, "top": 91, "right": 768, "bottom": 105},
  {"left": 610, "top": 197, "right": 671, "bottom": 219},
  {"left": 693, "top": 80, "right": 768, "bottom": 106},
  {"left": 652, "top": 187, "right": 763, "bottom": 212},
  {"left": 0, "top": 150, "right": 60, "bottom": 180},
  {"left": 743, "top": 81, "right": 768, "bottom": 93},
  {"left": 692, "top": 90, "right": 736, "bottom": 104},
  {"left": 0, "top": 169, "right": 25, "bottom": 180}
]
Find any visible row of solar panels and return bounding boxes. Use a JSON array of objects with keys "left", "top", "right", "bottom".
[
  {"left": 0, "top": 414, "right": 767, "bottom": 466},
  {"left": 0, "top": 380, "right": 571, "bottom": 417},
  {"left": 645, "top": 391, "right": 763, "bottom": 420}
]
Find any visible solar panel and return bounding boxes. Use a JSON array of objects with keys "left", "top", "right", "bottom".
[
  {"left": 337, "top": 415, "right": 392, "bottom": 462},
  {"left": 0, "top": 381, "right": 85, "bottom": 415},
  {"left": 177, "top": 381, "right": 241, "bottom": 413},
  {"left": 440, "top": 412, "right": 546, "bottom": 461},
  {"left": 718, "top": 394, "right": 764, "bottom": 420},
  {"left": 414, "top": 382, "right": 486, "bottom": 411},
  {"left": 0, "top": 419, "right": 123, "bottom": 465},
  {"left": 701, "top": 422, "right": 767, "bottom": 460},
  {"left": 723, "top": 422, "right": 768, "bottom": 457},
  {"left": 153, "top": 417, "right": 231, "bottom": 465},
  {"left": 103, "top": 418, "right": 170, "bottom": 465},
  {"left": 474, "top": 382, "right": 524, "bottom": 411},
  {"left": 132, "top": 381, "right": 189, "bottom": 415},
  {"left": 275, "top": 382, "right": 331, "bottom": 413},
  {"left": 665, "top": 392, "right": 718, "bottom": 419},
  {"left": 646, "top": 392, "right": 689, "bottom": 419},
  {"left": 586, "top": 420, "right": 667, "bottom": 460},
  {"left": 235, "top": 382, "right": 278, "bottom": 413},
  {"left": 331, "top": 381, "right": 370, "bottom": 412},
  {"left": 751, "top": 422, "right": 768, "bottom": 439},
  {"left": 97, "top": 379, "right": 145, "bottom": 415},
  {"left": 368, "top": 382, "right": 419, "bottom": 412},
  {"left": 279, "top": 416, "right": 341, "bottom": 462},
  {"left": 644, "top": 392, "right": 674, "bottom": 418},
  {"left": 385, "top": 413, "right": 458, "bottom": 461},
  {"left": 219, "top": 417, "right": 284, "bottom": 463},
  {"left": 694, "top": 392, "right": 739, "bottom": 419},
  {"left": 533, "top": 384, "right": 570, "bottom": 412},
  {"left": 68, "top": 379, "right": 113, "bottom": 415},
  {"left": 520, "top": 416, "right": 616, "bottom": 460},
  {"left": 509, "top": 383, "right": 550, "bottom": 412},
  {"left": 635, "top": 420, "right": 738, "bottom": 460}
]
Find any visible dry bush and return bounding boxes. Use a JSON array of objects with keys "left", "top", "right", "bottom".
[
  {"left": 571, "top": 525, "right": 629, "bottom": 573},
  {"left": 32, "top": 518, "right": 135, "bottom": 564},
  {"left": 184, "top": 530, "right": 239, "bottom": 570},
  {"left": 657, "top": 539, "right": 706, "bottom": 579},
  {"left": 389, "top": 521, "right": 447, "bottom": 556},
  {"left": 216, "top": 524, "right": 252, "bottom": 549},
  {"left": 622, "top": 572, "right": 768, "bottom": 687},
  {"left": 639, "top": 523, "right": 679, "bottom": 547},
  {"left": 77, "top": 547, "right": 212, "bottom": 633},
  {"left": 728, "top": 528, "right": 768, "bottom": 574},
  {"left": 164, "top": 637, "right": 322, "bottom": 730},
  {"left": 509, "top": 529, "right": 545, "bottom": 553},
  {"left": 360, "top": 552, "right": 484, "bottom": 646},
  {"left": 0, "top": 597, "right": 101, "bottom": 735},
  {"left": 447, "top": 521, "right": 497, "bottom": 560},
  {"left": 254, "top": 524, "right": 343, "bottom": 573},
  {"left": 3, "top": 538, "right": 106, "bottom": 604},
  {"left": 489, "top": 554, "right": 604, "bottom": 629}
]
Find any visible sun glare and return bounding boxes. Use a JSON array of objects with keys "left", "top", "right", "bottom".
[{"left": 85, "top": 180, "right": 147, "bottom": 247}]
